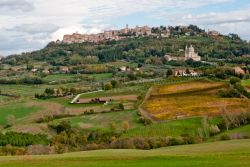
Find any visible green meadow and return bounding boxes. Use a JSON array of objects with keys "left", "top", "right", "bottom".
[{"left": 0, "top": 139, "right": 250, "bottom": 167}]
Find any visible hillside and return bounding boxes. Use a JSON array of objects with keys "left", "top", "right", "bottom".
[
  {"left": 2, "top": 25, "right": 250, "bottom": 66},
  {"left": 1, "top": 139, "right": 250, "bottom": 167}
]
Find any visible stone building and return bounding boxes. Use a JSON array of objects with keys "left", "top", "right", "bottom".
[
  {"left": 62, "top": 25, "right": 152, "bottom": 44},
  {"left": 164, "top": 45, "right": 201, "bottom": 62},
  {"left": 208, "top": 30, "right": 219, "bottom": 37},
  {"left": 185, "top": 45, "right": 201, "bottom": 61}
]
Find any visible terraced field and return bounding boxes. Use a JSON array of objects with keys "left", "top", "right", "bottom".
[{"left": 142, "top": 79, "right": 250, "bottom": 121}]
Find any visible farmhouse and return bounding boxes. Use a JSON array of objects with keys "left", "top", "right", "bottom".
[
  {"left": 174, "top": 69, "right": 200, "bottom": 77},
  {"left": 42, "top": 69, "right": 50, "bottom": 75},
  {"left": 119, "top": 66, "right": 130, "bottom": 72},
  {"left": 233, "top": 67, "right": 245, "bottom": 75},
  {"left": 59, "top": 66, "right": 69, "bottom": 73},
  {"left": 208, "top": 30, "right": 220, "bottom": 37},
  {"left": 164, "top": 55, "right": 178, "bottom": 61},
  {"left": 31, "top": 68, "right": 38, "bottom": 73}
]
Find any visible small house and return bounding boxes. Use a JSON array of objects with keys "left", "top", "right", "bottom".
[
  {"left": 59, "top": 66, "right": 69, "bottom": 73},
  {"left": 31, "top": 68, "right": 38, "bottom": 73},
  {"left": 233, "top": 67, "right": 245, "bottom": 75},
  {"left": 42, "top": 69, "right": 50, "bottom": 75}
]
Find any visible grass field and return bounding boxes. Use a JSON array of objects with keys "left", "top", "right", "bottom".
[
  {"left": 43, "top": 73, "right": 113, "bottom": 83},
  {"left": 79, "top": 85, "right": 144, "bottom": 99},
  {"left": 215, "top": 124, "right": 250, "bottom": 139},
  {"left": 0, "top": 101, "right": 42, "bottom": 126},
  {"left": 0, "top": 84, "right": 46, "bottom": 96},
  {"left": 142, "top": 79, "right": 250, "bottom": 121},
  {"left": 0, "top": 139, "right": 250, "bottom": 167},
  {"left": 123, "top": 117, "right": 202, "bottom": 138},
  {"left": 52, "top": 109, "right": 141, "bottom": 130}
]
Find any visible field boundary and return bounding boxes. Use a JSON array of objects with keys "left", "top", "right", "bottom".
[{"left": 139, "top": 87, "right": 157, "bottom": 122}]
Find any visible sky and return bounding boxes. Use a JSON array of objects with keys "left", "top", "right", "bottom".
[{"left": 0, "top": 0, "right": 250, "bottom": 56}]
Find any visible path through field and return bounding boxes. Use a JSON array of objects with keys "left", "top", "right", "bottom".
[{"left": 70, "top": 90, "right": 104, "bottom": 104}]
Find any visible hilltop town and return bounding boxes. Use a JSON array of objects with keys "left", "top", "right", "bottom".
[
  {"left": 62, "top": 25, "right": 166, "bottom": 43},
  {"left": 61, "top": 25, "right": 221, "bottom": 44}
]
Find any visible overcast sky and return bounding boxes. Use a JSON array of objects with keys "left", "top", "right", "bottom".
[{"left": 0, "top": 0, "right": 250, "bottom": 56}]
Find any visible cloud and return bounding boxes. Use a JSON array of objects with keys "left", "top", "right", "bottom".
[
  {"left": 0, "top": 0, "right": 34, "bottom": 12},
  {"left": 180, "top": 7, "right": 250, "bottom": 25},
  {"left": 8, "top": 23, "right": 60, "bottom": 34},
  {"left": 0, "top": 0, "right": 249, "bottom": 56}
]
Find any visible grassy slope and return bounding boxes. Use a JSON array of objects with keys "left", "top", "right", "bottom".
[
  {"left": 43, "top": 73, "right": 113, "bottom": 82},
  {"left": 52, "top": 110, "right": 141, "bottom": 131},
  {"left": 123, "top": 117, "right": 202, "bottom": 138},
  {"left": 0, "top": 102, "right": 42, "bottom": 126},
  {"left": 216, "top": 124, "right": 250, "bottom": 139},
  {"left": 1, "top": 139, "right": 250, "bottom": 167}
]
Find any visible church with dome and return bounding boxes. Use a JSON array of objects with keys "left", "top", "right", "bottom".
[{"left": 185, "top": 45, "right": 201, "bottom": 61}]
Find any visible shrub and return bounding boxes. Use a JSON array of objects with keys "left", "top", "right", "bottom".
[
  {"left": 220, "top": 134, "right": 231, "bottom": 140},
  {"left": 27, "top": 145, "right": 54, "bottom": 155},
  {"left": 122, "top": 121, "right": 129, "bottom": 132},
  {"left": 158, "top": 137, "right": 169, "bottom": 147},
  {"left": 118, "top": 103, "right": 125, "bottom": 111},
  {"left": 13, "top": 148, "right": 27, "bottom": 156},
  {"left": 110, "top": 80, "right": 119, "bottom": 88},
  {"left": 181, "top": 135, "right": 203, "bottom": 144},
  {"left": 230, "top": 77, "right": 241, "bottom": 85},
  {"left": 137, "top": 95, "right": 143, "bottom": 101},
  {"left": 104, "top": 83, "right": 112, "bottom": 90},
  {"left": 218, "top": 88, "right": 241, "bottom": 98},
  {"left": 137, "top": 117, "right": 152, "bottom": 125},
  {"left": 86, "top": 143, "right": 99, "bottom": 150},
  {"left": 110, "top": 138, "right": 135, "bottom": 149},
  {"left": 147, "top": 138, "right": 160, "bottom": 149},
  {"left": 234, "top": 83, "right": 250, "bottom": 98},
  {"left": 168, "top": 137, "right": 184, "bottom": 146},
  {"left": 54, "top": 143, "right": 68, "bottom": 154},
  {"left": 133, "top": 138, "right": 150, "bottom": 150},
  {"left": 53, "top": 121, "right": 72, "bottom": 134}
]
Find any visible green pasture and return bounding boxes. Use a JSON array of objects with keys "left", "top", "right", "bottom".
[
  {"left": 0, "top": 102, "right": 42, "bottom": 126},
  {"left": 1, "top": 139, "right": 250, "bottom": 167}
]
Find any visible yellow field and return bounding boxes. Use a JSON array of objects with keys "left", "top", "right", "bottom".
[{"left": 142, "top": 80, "right": 250, "bottom": 121}]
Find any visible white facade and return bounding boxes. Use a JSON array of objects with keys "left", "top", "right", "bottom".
[{"left": 185, "top": 45, "right": 201, "bottom": 61}]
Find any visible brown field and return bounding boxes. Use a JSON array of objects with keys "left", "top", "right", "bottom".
[{"left": 142, "top": 80, "right": 250, "bottom": 121}]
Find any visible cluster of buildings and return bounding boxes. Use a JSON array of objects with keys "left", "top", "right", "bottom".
[
  {"left": 208, "top": 30, "right": 220, "bottom": 37},
  {"left": 174, "top": 69, "right": 201, "bottom": 77},
  {"left": 165, "top": 45, "right": 201, "bottom": 62},
  {"left": 63, "top": 25, "right": 152, "bottom": 44}
]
